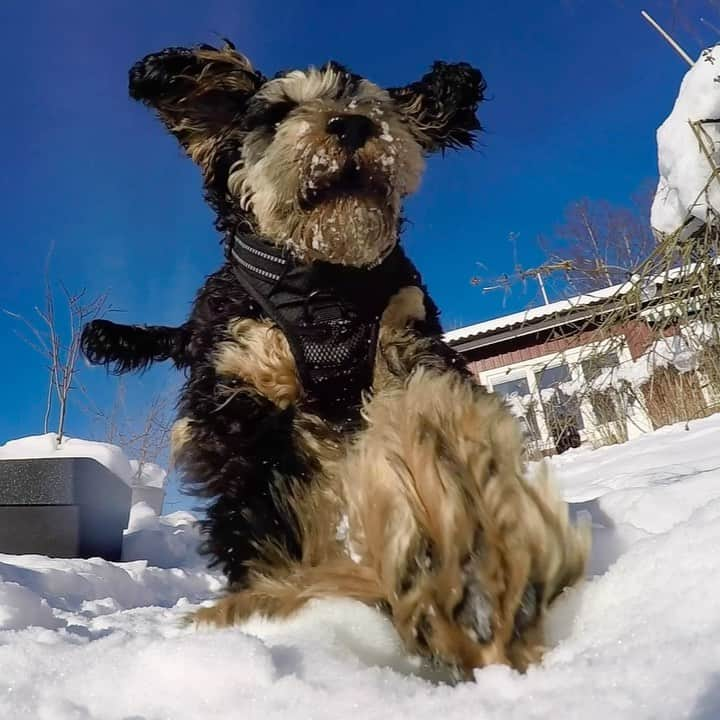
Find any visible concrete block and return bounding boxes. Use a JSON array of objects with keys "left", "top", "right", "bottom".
[
  {"left": 0, "top": 505, "right": 80, "bottom": 557},
  {"left": 0, "top": 457, "right": 131, "bottom": 560}
]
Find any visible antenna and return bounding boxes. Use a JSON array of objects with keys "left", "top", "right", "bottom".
[
  {"left": 700, "top": 16, "right": 720, "bottom": 37},
  {"left": 536, "top": 272, "right": 550, "bottom": 305},
  {"left": 641, "top": 10, "right": 694, "bottom": 67}
]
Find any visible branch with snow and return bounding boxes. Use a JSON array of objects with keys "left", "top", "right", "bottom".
[{"left": 652, "top": 44, "right": 720, "bottom": 234}]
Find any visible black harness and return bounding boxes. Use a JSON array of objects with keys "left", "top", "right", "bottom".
[{"left": 224, "top": 233, "right": 424, "bottom": 426}]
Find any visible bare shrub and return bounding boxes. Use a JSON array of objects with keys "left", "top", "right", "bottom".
[{"left": 4, "top": 248, "right": 108, "bottom": 442}]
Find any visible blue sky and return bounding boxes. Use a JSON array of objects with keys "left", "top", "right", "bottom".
[{"left": 0, "top": 0, "right": 714, "bottom": 505}]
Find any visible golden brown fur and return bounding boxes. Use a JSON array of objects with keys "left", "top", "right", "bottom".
[
  {"left": 120, "top": 44, "right": 587, "bottom": 679},
  {"left": 214, "top": 318, "right": 301, "bottom": 409},
  {"left": 188, "top": 292, "right": 590, "bottom": 679}
]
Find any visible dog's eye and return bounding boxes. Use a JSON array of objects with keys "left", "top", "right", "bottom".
[{"left": 243, "top": 100, "right": 296, "bottom": 131}]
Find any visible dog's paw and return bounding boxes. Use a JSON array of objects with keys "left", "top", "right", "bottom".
[
  {"left": 187, "top": 592, "right": 255, "bottom": 628},
  {"left": 409, "top": 577, "right": 494, "bottom": 662},
  {"left": 387, "top": 530, "right": 546, "bottom": 679},
  {"left": 387, "top": 537, "right": 495, "bottom": 678}
]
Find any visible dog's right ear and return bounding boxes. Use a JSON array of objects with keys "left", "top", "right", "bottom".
[{"left": 129, "top": 42, "right": 265, "bottom": 162}]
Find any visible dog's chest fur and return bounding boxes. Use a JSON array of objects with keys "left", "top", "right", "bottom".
[{"left": 171, "top": 243, "right": 466, "bottom": 584}]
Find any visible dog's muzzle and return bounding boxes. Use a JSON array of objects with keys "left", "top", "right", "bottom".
[{"left": 300, "top": 162, "right": 390, "bottom": 209}]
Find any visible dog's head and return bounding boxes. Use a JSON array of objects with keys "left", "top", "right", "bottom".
[{"left": 129, "top": 42, "right": 486, "bottom": 266}]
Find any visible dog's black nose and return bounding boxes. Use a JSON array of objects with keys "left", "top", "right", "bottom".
[{"left": 326, "top": 114, "right": 376, "bottom": 151}]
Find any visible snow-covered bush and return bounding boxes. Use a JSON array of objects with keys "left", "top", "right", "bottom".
[{"left": 651, "top": 45, "right": 720, "bottom": 234}]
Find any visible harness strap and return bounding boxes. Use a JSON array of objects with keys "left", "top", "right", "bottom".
[{"left": 225, "top": 234, "right": 397, "bottom": 426}]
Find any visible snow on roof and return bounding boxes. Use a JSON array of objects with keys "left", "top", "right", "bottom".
[
  {"left": 449, "top": 44, "right": 720, "bottom": 348},
  {"left": 443, "top": 259, "right": 714, "bottom": 345},
  {"left": 443, "top": 282, "right": 624, "bottom": 344}
]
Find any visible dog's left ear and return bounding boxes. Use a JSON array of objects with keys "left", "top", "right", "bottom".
[
  {"left": 129, "top": 42, "right": 265, "bottom": 162},
  {"left": 388, "top": 62, "right": 486, "bottom": 152}
]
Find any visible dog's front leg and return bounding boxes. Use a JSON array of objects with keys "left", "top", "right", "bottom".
[
  {"left": 342, "top": 366, "right": 530, "bottom": 675},
  {"left": 344, "top": 291, "right": 589, "bottom": 675},
  {"left": 190, "top": 558, "right": 384, "bottom": 627}
]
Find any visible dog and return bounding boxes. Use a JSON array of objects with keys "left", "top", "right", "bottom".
[{"left": 81, "top": 42, "right": 589, "bottom": 681}]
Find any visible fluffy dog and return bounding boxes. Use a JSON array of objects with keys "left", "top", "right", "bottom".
[{"left": 82, "top": 42, "right": 588, "bottom": 681}]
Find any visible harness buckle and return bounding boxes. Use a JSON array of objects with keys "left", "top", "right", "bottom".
[{"left": 302, "top": 289, "right": 353, "bottom": 325}]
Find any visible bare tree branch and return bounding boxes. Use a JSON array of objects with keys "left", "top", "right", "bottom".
[
  {"left": 3, "top": 246, "right": 109, "bottom": 442},
  {"left": 89, "top": 381, "right": 174, "bottom": 482}
]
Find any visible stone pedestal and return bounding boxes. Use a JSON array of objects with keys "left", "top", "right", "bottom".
[{"left": 0, "top": 457, "right": 131, "bottom": 560}]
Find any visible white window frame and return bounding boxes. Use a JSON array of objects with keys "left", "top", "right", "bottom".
[{"left": 478, "top": 337, "right": 648, "bottom": 450}]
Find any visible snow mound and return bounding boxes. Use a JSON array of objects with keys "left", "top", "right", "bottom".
[
  {"left": 651, "top": 46, "right": 720, "bottom": 234},
  {"left": 0, "top": 433, "right": 134, "bottom": 485},
  {"left": 0, "top": 580, "right": 63, "bottom": 631},
  {"left": 122, "top": 503, "right": 207, "bottom": 569},
  {"left": 2, "top": 415, "right": 720, "bottom": 717}
]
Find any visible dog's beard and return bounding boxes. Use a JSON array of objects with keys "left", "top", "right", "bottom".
[
  {"left": 233, "top": 111, "right": 424, "bottom": 266},
  {"left": 287, "top": 194, "right": 397, "bottom": 266}
]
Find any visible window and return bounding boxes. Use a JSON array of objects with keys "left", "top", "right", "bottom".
[
  {"left": 490, "top": 376, "right": 541, "bottom": 440},
  {"left": 582, "top": 351, "right": 620, "bottom": 383},
  {"left": 535, "top": 363, "right": 584, "bottom": 436},
  {"left": 492, "top": 377, "right": 530, "bottom": 398},
  {"left": 535, "top": 364, "right": 571, "bottom": 389}
]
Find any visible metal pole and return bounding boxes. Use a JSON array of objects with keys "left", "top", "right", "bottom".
[
  {"left": 641, "top": 10, "right": 694, "bottom": 67},
  {"left": 536, "top": 273, "right": 550, "bottom": 305}
]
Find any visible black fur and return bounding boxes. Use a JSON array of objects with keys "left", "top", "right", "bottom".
[
  {"left": 388, "top": 61, "right": 487, "bottom": 150},
  {"left": 128, "top": 45, "right": 265, "bottom": 113},
  {"left": 82, "top": 44, "right": 482, "bottom": 586},
  {"left": 129, "top": 46, "right": 211, "bottom": 103},
  {"left": 82, "top": 254, "right": 466, "bottom": 584},
  {"left": 80, "top": 319, "right": 191, "bottom": 373},
  {"left": 168, "top": 264, "right": 309, "bottom": 580},
  {"left": 127, "top": 44, "right": 264, "bottom": 237}
]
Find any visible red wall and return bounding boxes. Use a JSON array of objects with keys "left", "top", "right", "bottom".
[{"left": 463, "top": 320, "right": 665, "bottom": 376}]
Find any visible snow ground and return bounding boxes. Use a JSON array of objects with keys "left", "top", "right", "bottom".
[{"left": 2, "top": 417, "right": 720, "bottom": 719}]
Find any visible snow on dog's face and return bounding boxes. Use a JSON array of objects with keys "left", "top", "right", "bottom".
[
  {"left": 231, "top": 66, "right": 422, "bottom": 266},
  {"left": 128, "top": 43, "right": 486, "bottom": 266}
]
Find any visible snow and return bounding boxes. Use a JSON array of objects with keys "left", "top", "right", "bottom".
[
  {"left": 127, "top": 461, "right": 168, "bottom": 514},
  {"left": 128, "top": 460, "right": 167, "bottom": 489},
  {"left": 443, "top": 283, "right": 625, "bottom": 343},
  {"left": 3, "top": 415, "right": 720, "bottom": 718},
  {"left": 121, "top": 504, "right": 206, "bottom": 569},
  {"left": 651, "top": 45, "right": 720, "bottom": 234},
  {"left": 0, "top": 433, "right": 135, "bottom": 486}
]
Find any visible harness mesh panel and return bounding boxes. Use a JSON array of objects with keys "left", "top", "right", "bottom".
[{"left": 300, "top": 317, "right": 375, "bottom": 386}]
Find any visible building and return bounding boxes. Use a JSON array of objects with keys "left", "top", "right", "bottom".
[{"left": 443, "top": 269, "right": 719, "bottom": 454}]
